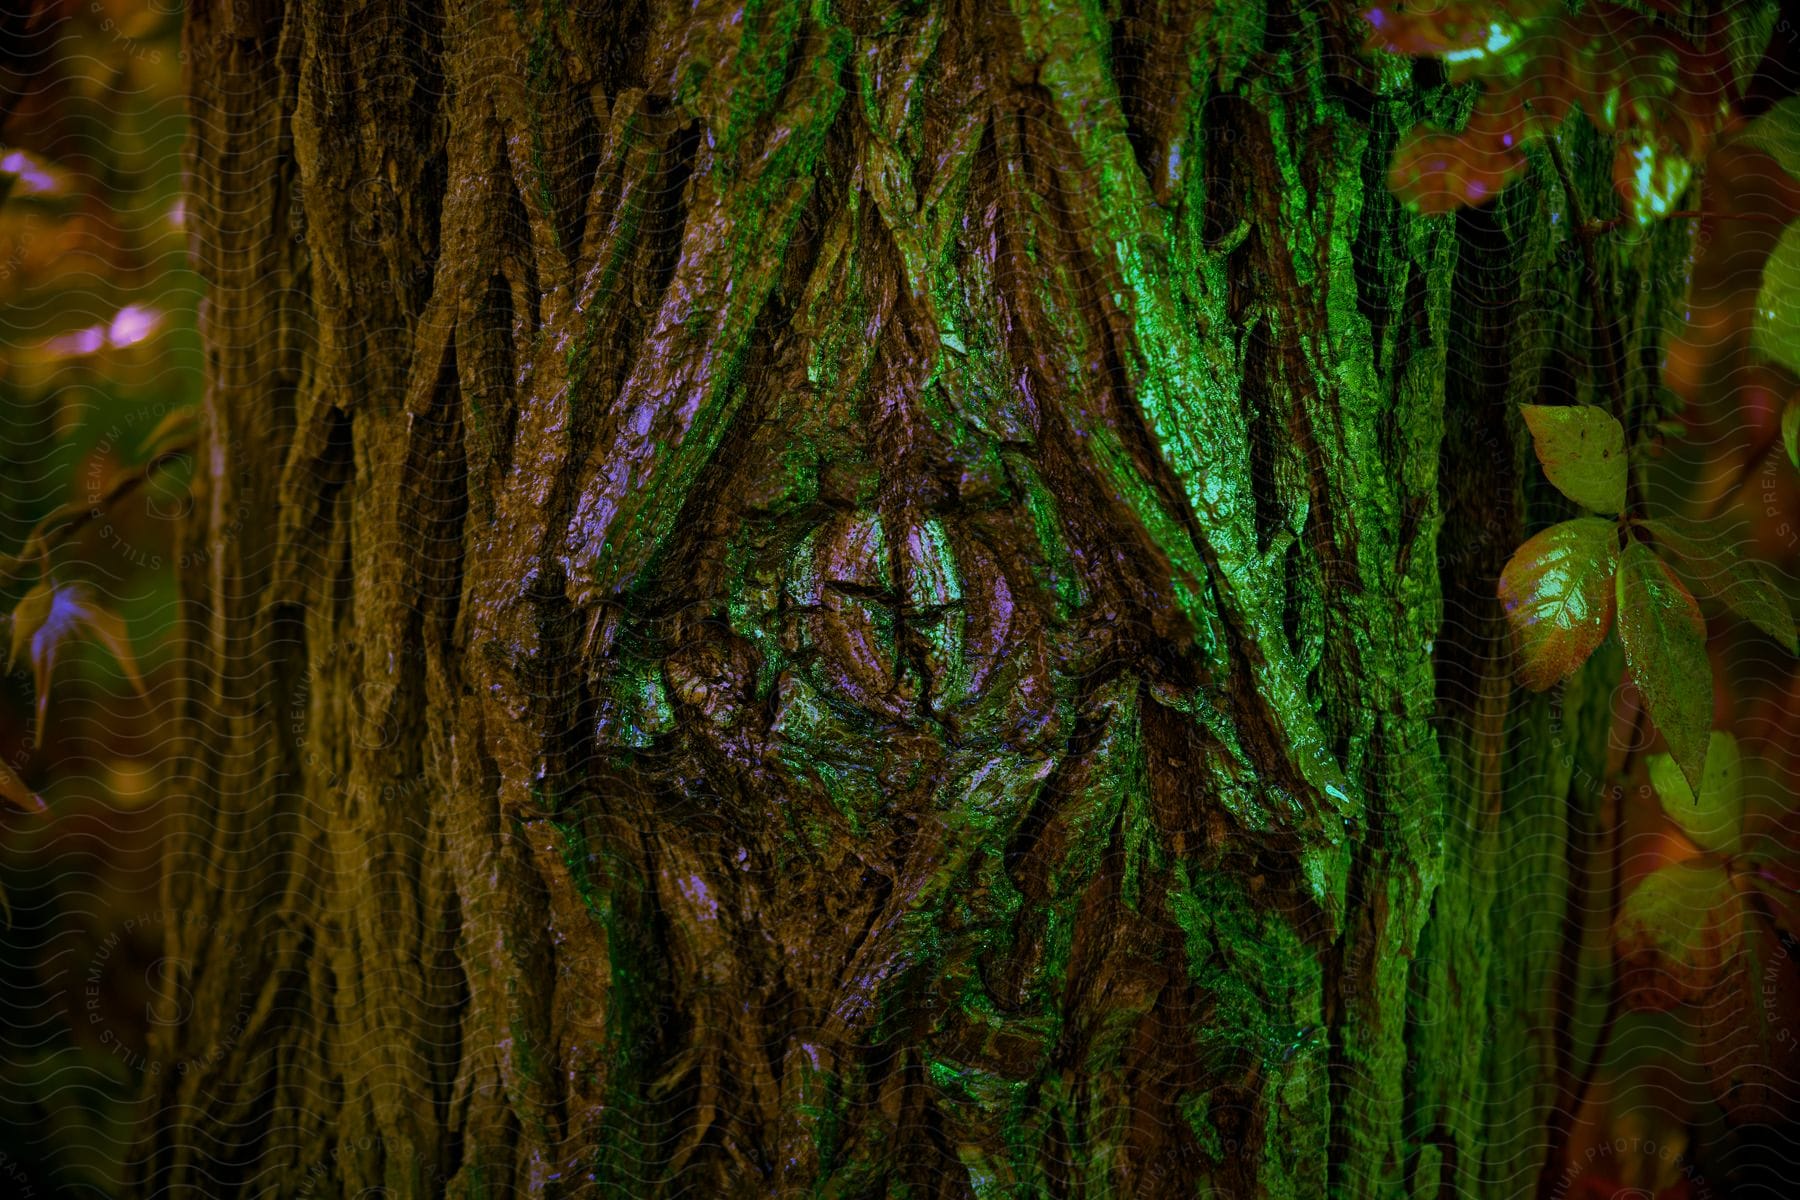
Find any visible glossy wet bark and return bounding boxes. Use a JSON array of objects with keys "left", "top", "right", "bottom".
[{"left": 136, "top": 1, "right": 1689, "bottom": 1196}]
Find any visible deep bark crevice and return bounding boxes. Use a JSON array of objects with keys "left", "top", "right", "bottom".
[{"left": 131, "top": 0, "right": 1695, "bottom": 1194}]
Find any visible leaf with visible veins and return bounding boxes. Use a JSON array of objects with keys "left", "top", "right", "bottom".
[
  {"left": 1498, "top": 517, "right": 1620, "bottom": 691},
  {"left": 1521, "top": 404, "right": 1628, "bottom": 514},
  {"left": 1616, "top": 541, "right": 1712, "bottom": 793}
]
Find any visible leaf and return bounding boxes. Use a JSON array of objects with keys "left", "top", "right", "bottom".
[
  {"left": 1784, "top": 399, "right": 1799, "bottom": 472},
  {"left": 1752, "top": 218, "right": 1800, "bottom": 377},
  {"left": 1726, "top": 0, "right": 1779, "bottom": 100},
  {"left": 0, "top": 755, "right": 44, "bottom": 814},
  {"left": 1497, "top": 517, "right": 1620, "bottom": 691},
  {"left": 1613, "top": 859, "right": 1745, "bottom": 1010},
  {"left": 1639, "top": 516, "right": 1796, "bottom": 653},
  {"left": 1737, "top": 96, "right": 1800, "bottom": 181},
  {"left": 1616, "top": 540, "right": 1712, "bottom": 794},
  {"left": 1520, "top": 404, "right": 1628, "bottom": 513},
  {"left": 1646, "top": 730, "right": 1742, "bottom": 855},
  {"left": 8, "top": 581, "right": 148, "bottom": 727}
]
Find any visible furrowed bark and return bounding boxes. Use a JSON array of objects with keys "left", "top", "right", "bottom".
[{"left": 136, "top": 1, "right": 1691, "bottom": 1195}]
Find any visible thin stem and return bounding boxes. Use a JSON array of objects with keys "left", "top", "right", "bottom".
[
  {"left": 1540, "top": 139, "right": 1627, "bottom": 426},
  {"left": 1535, "top": 695, "right": 1645, "bottom": 1198},
  {"left": 0, "top": 438, "right": 197, "bottom": 588},
  {"left": 1656, "top": 209, "right": 1784, "bottom": 224},
  {"left": 1590, "top": 210, "right": 1789, "bottom": 234}
]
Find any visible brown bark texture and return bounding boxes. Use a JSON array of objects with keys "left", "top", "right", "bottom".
[{"left": 137, "top": 0, "right": 1690, "bottom": 1195}]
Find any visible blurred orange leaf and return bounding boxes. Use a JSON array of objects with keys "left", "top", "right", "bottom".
[{"left": 0, "top": 754, "right": 43, "bottom": 814}]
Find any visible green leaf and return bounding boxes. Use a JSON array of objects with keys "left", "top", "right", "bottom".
[
  {"left": 1738, "top": 97, "right": 1800, "bottom": 181},
  {"left": 1616, "top": 540, "right": 1712, "bottom": 793},
  {"left": 1784, "top": 400, "right": 1799, "bottom": 472},
  {"left": 1753, "top": 219, "right": 1800, "bottom": 377},
  {"left": 1497, "top": 517, "right": 1620, "bottom": 691},
  {"left": 1613, "top": 860, "right": 1745, "bottom": 1010},
  {"left": 1520, "top": 404, "right": 1628, "bottom": 514},
  {"left": 1726, "top": 0, "right": 1780, "bottom": 100},
  {"left": 1646, "top": 730, "right": 1743, "bottom": 855},
  {"left": 1639, "top": 516, "right": 1796, "bottom": 653}
]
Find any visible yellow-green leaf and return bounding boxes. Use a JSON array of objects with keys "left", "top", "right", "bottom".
[
  {"left": 135, "top": 403, "right": 200, "bottom": 461},
  {"left": 1639, "top": 516, "right": 1796, "bottom": 653},
  {"left": 1739, "top": 97, "right": 1800, "bottom": 182},
  {"left": 1521, "top": 404, "right": 1628, "bottom": 514},
  {"left": 1616, "top": 540, "right": 1712, "bottom": 794},
  {"left": 1784, "top": 400, "right": 1799, "bottom": 472},
  {"left": 1498, "top": 517, "right": 1620, "bottom": 691},
  {"left": 1646, "top": 730, "right": 1742, "bottom": 855},
  {"left": 1614, "top": 860, "right": 1745, "bottom": 1010}
]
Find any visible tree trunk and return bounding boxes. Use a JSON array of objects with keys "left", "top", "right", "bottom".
[{"left": 137, "top": 0, "right": 1690, "bottom": 1195}]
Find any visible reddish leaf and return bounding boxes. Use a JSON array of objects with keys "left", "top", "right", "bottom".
[
  {"left": 1361, "top": 0, "right": 1558, "bottom": 60},
  {"left": 1387, "top": 128, "right": 1525, "bottom": 213},
  {"left": 1522, "top": 404, "right": 1628, "bottom": 514},
  {"left": 1364, "top": 4, "right": 1728, "bottom": 216},
  {"left": 1498, "top": 517, "right": 1620, "bottom": 691},
  {"left": 1613, "top": 860, "right": 1745, "bottom": 1010},
  {"left": 1615, "top": 542, "right": 1711, "bottom": 794}
]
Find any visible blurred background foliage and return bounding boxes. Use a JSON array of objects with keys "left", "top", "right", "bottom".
[{"left": 2, "top": 1, "right": 193, "bottom": 1194}]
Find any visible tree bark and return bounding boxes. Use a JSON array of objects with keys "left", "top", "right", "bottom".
[{"left": 137, "top": 0, "right": 1692, "bottom": 1195}]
